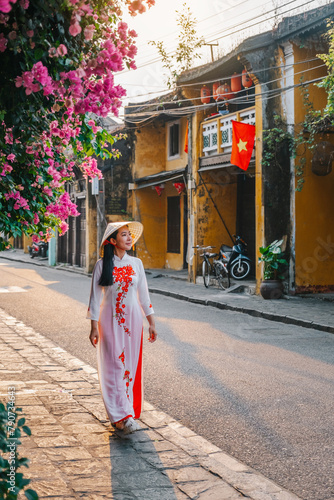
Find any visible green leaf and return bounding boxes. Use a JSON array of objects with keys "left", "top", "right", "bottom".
[
  {"left": 22, "top": 426, "right": 31, "bottom": 436},
  {"left": 25, "top": 489, "right": 39, "bottom": 500}
]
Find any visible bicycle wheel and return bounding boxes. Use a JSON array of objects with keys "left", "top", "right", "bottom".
[
  {"left": 215, "top": 263, "right": 230, "bottom": 290},
  {"left": 230, "top": 259, "right": 251, "bottom": 280},
  {"left": 202, "top": 260, "right": 211, "bottom": 288}
]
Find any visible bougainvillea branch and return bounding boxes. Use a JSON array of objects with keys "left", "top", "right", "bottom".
[{"left": 0, "top": 0, "right": 154, "bottom": 250}]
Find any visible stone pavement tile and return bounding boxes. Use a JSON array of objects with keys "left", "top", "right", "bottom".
[
  {"left": 14, "top": 395, "right": 45, "bottom": 406},
  {"left": 72, "top": 431, "right": 111, "bottom": 446},
  {"left": 59, "top": 412, "right": 99, "bottom": 425},
  {"left": 76, "top": 495, "right": 114, "bottom": 500},
  {"left": 70, "top": 475, "right": 112, "bottom": 492},
  {"left": 140, "top": 409, "right": 176, "bottom": 428},
  {"left": 26, "top": 423, "right": 65, "bottom": 437},
  {"left": 110, "top": 455, "right": 155, "bottom": 474},
  {"left": 33, "top": 434, "right": 80, "bottom": 447},
  {"left": 66, "top": 422, "right": 107, "bottom": 434},
  {"left": 132, "top": 486, "right": 179, "bottom": 500},
  {"left": 195, "top": 483, "right": 245, "bottom": 499},
  {"left": 209, "top": 451, "right": 250, "bottom": 472},
  {"left": 141, "top": 450, "right": 198, "bottom": 470},
  {"left": 27, "top": 477, "right": 74, "bottom": 497},
  {"left": 18, "top": 404, "right": 51, "bottom": 415},
  {"left": 55, "top": 458, "right": 111, "bottom": 478},
  {"left": 42, "top": 445, "right": 94, "bottom": 461},
  {"left": 111, "top": 469, "right": 174, "bottom": 490},
  {"left": 59, "top": 380, "right": 94, "bottom": 389}
]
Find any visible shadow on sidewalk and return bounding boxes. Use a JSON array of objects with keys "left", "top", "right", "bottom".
[{"left": 108, "top": 429, "right": 179, "bottom": 499}]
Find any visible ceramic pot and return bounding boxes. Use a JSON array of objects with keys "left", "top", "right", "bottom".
[{"left": 260, "top": 280, "right": 284, "bottom": 300}]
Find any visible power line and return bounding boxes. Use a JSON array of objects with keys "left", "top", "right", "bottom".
[
  {"left": 120, "top": 58, "right": 325, "bottom": 106},
  {"left": 121, "top": 74, "right": 327, "bottom": 121},
  {"left": 118, "top": 0, "right": 324, "bottom": 74}
]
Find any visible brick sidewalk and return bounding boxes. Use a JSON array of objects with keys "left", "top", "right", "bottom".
[{"left": 0, "top": 308, "right": 301, "bottom": 500}]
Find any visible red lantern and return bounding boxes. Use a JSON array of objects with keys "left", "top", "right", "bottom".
[
  {"left": 242, "top": 69, "right": 253, "bottom": 88},
  {"left": 215, "top": 83, "right": 232, "bottom": 102},
  {"left": 212, "top": 82, "right": 220, "bottom": 100},
  {"left": 200, "top": 85, "right": 211, "bottom": 104},
  {"left": 231, "top": 72, "right": 242, "bottom": 93},
  {"left": 173, "top": 182, "right": 185, "bottom": 195}
]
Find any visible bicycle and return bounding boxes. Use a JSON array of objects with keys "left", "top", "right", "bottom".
[{"left": 193, "top": 245, "right": 230, "bottom": 290}]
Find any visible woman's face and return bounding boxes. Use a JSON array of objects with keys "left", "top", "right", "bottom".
[{"left": 111, "top": 225, "right": 133, "bottom": 250}]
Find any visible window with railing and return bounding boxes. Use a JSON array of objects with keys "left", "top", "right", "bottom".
[{"left": 202, "top": 107, "right": 255, "bottom": 156}]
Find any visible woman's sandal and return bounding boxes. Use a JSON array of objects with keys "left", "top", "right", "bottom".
[{"left": 122, "top": 417, "right": 141, "bottom": 435}]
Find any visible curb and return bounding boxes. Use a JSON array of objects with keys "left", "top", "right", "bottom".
[
  {"left": 0, "top": 308, "right": 301, "bottom": 500},
  {"left": 148, "top": 287, "right": 334, "bottom": 334}
]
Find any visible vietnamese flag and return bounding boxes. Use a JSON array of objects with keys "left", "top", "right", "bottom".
[{"left": 230, "top": 120, "right": 255, "bottom": 171}]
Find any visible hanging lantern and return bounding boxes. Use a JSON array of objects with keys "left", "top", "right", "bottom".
[
  {"left": 242, "top": 69, "right": 253, "bottom": 88},
  {"left": 173, "top": 182, "right": 186, "bottom": 194},
  {"left": 231, "top": 72, "right": 242, "bottom": 93},
  {"left": 200, "top": 85, "right": 211, "bottom": 104},
  {"left": 215, "top": 82, "right": 232, "bottom": 102},
  {"left": 311, "top": 141, "right": 334, "bottom": 176},
  {"left": 154, "top": 184, "right": 164, "bottom": 196},
  {"left": 212, "top": 82, "right": 220, "bottom": 100}
]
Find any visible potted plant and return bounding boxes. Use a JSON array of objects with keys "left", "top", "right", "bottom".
[{"left": 258, "top": 239, "right": 288, "bottom": 299}]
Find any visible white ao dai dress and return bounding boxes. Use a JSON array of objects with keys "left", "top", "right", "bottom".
[{"left": 87, "top": 253, "right": 154, "bottom": 423}]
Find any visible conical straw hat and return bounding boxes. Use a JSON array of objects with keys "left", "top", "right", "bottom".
[{"left": 99, "top": 221, "right": 143, "bottom": 257}]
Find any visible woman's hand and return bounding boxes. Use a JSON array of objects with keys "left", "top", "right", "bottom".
[
  {"left": 148, "top": 325, "right": 158, "bottom": 343},
  {"left": 90, "top": 321, "right": 99, "bottom": 347}
]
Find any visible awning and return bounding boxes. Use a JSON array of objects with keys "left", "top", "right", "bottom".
[{"left": 130, "top": 167, "right": 187, "bottom": 190}]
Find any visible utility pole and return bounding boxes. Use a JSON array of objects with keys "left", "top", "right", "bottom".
[{"left": 204, "top": 42, "right": 219, "bottom": 62}]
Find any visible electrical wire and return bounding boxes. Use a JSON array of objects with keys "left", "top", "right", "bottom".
[
  {"left": 120, "top": 60, "right": 326, "bottom": 108},
  {"left": 121, "top": 74, "right": 327, "bottom": 121},
  {"left": 132, "top": 0, "right": 307, "bottom": 64},
  {"left": 118, "top": 0, "right": 327, "bottom": 73},
  {"left": 117, "top": 55, "right": 324, "bottom": 102}
]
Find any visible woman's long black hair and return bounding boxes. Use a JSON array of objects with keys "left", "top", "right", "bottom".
[{"left": 98, "top": 229, "right": 118, "bottom": 286}]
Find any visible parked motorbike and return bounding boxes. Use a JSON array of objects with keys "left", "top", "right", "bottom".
[
  {"left": 28, "top": 240, "right": 48, "bottom": 259},
  {"left": 219, "top": 235, "right": 251, "bottom": 280}
]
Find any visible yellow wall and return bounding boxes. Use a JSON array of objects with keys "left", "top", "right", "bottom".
[
  {"left": 131, "top": 116, "right": 188, "bottom": 270},
  {"left": 195, "top": 170, "right": 238, "bottom": 274},
  {"left": 132, "top": 184, "right": 185, "bottom": 270},
  {"left": 293, "top": 44, "right": 334, "bottom": 291},
  {"left": 165, "top": 118, "right": 188, "bottom": 171},
  {"left": 133, "top": 121, "right": 166, "bottom": 178},
  {"left": 132, "top": 186, "right": 166, "bottom": 268}
]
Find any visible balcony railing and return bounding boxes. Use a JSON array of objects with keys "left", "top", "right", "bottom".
[{"left": 202, "top": 106, "right": 255, "bottom": 156}]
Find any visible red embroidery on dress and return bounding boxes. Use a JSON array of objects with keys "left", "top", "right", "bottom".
[
  {"left": 113, "top": 265, "right": 135, "bottom": 336},
  {"left": 118, "top": 349, "right": 132, "bottom": 400}
]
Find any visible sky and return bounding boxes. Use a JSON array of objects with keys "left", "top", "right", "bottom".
[{"left": 114, "top": 0, "right": 331, "bottom": 119}]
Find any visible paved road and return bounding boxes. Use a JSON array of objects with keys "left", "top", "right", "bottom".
[{"left": 0, "top": 260, "right": 333, "bottom": 500}]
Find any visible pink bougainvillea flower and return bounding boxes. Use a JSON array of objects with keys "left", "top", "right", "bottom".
[
  {"left": 0, "top": 0, "right": 16, "bottom": 14},
  {"left": 48, "top": 47, "right": 57, "bottom": 57},
  {"left": 84, "top": 24, "right": 95, "bottom": 41},
  {"left": 8, "top": 30, "right": 17, "bottom": 40},
  {"left": 56, "top": 44, "right": 67, "bottom": 57},
  {"left": 26, "top": 29, "right": 34, "bottom": 37},
  {"left": 7, "top": 153, "right": 15, "bottom": 161},
  {"left": 69, "top": 22, "right": 81, "bottom": 36},
  {"left": 19, "top": 0, "right": 29, "bottom": 8}
]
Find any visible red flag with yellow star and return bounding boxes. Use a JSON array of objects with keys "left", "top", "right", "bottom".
[{"left": 231, "top": 120, "right": 255, "bottom": 171}]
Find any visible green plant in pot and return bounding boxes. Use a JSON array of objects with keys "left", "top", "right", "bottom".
[{"left": 258, "top": 239, "right": 288, "bottom": 299}]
